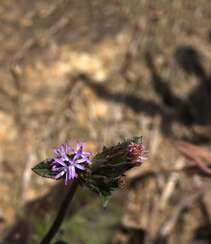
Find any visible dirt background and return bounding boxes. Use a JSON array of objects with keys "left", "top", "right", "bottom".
[{"left": 0, "top": 0, "right": 211, "bottom": 243}]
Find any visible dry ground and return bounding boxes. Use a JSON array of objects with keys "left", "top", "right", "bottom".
[{"left": 0, "top": 0, "right": 211, "bottom": 243}]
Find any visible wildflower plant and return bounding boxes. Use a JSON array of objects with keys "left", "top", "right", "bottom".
[{"left": 32, "top": 137, "right": 148, "bottom": 243}]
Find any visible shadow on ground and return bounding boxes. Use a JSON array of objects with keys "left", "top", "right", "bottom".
[{"left": 74, "top": 44, "right": 211, "bottom": 143}]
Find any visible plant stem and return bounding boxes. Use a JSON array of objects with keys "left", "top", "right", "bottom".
[{"left": 40, "top": 180, "right": 79, "bottom": 244}]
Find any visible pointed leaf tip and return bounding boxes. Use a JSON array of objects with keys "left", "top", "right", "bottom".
[{"left": 32, "top": 158, "right": 55, "bottom": 179}]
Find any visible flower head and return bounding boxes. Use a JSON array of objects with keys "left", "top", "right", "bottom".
[
  {"left": 128, "top": 142, "right": 148, "bottom": 165},
  {"left": 51, "top": 142, "right": 92, "bottom": 185},
  {"left": 32, "top": 137, "right": 148, "bottom": 206}
]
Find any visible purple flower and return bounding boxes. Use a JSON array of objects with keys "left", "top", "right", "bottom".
[
  {"left": 128, "top": 142, "right": 148, "bottom": 165},
  {"left": 51, "top": 142, "right": 92, "bottom": 185}
]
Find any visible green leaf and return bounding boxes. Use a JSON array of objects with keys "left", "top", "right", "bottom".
[
  {"left": 131, "top": 136, "right": 142, "bottom": 144},
  {"left": 80, "top": 137, "right": 144, "bottom": 206},
  {"left": 32, "top": 158, "right": 55, "bottom": 179}
]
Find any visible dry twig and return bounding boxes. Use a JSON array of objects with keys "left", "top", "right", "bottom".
[{"left": 176, "top": 141, "right": 211, "bottom": 175}]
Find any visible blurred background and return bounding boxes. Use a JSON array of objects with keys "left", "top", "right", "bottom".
[{"left": 0, "top": 0, "right": 211, "bottom": 243}]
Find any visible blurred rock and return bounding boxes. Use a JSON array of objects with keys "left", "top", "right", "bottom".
[{"left": 0, "top": 112, "right": 17, "bottom": 142}]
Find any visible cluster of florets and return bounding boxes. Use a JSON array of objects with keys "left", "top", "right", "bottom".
[
  {"left": 128, "top": 142, "right": 148, "bottom": 165},
  {"left": 51, "top": 143, "right": 92, "bottom": 185}
]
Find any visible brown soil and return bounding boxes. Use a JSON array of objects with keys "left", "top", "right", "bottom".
[{"left": 0, "top": 0, "right": 211, "bottom": 243}]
